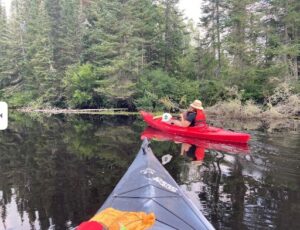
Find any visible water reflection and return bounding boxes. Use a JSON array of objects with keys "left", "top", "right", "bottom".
[
  {"left": 141, "top": 127, "right": 249, "bottom": 158},
  {"left": 142, "top": 126, "right": 300, "bottom": 230},
  {"left": 0, "top": 113, "right": 299, "bottom": 230},
  {"left": 0, "top": 113, "right": 142, "bottom": 229},
  {"left": 181, "top": 143, "right": 205, "bottom": 161}
]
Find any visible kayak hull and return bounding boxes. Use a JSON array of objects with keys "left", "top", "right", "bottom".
[
  {"left": 99, "top": 139, "right": 215, "bottom": 230},
  {"left": 140, "top": 111, "right": 251, "bottom": 143},
  {"left": 141, "top": 127, "right": 250, "bottom": 154}
]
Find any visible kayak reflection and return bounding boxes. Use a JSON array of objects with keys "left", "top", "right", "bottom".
[
  {"left": 181, "top": 143, "right": 205, "bottom": 162},
  {"left": 141, "top": 127, "right": 250, "bottom": 163}
]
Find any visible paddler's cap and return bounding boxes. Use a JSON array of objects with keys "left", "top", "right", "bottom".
[{"left": 190, "top": 100, "right": 203, "bottom": 110}]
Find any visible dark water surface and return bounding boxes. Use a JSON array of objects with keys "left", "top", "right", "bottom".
[{"left": 0, "top": 113, "right": 299, "bottom": 230}]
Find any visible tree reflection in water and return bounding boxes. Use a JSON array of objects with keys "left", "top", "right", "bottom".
[
  {"left": 143, "top": 127, "right": 300, "bottom": 230},
  {"left": 0, "top": 113, "right": 141, "bottom": 229},
  {"left": 0, "top": 114, "right": 299, "bottom": 229}
]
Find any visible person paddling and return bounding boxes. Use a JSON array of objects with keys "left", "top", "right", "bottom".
[{"left": 169, "top": 100, "right": 206, "bottom": 127}]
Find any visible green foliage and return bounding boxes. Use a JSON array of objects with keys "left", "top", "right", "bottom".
[
  {"left": 292, "top": 81, "right": 300, "bottom": 94},
  {"left": 0, "top": 0, "right": 299, "bottom": 109},
  {"left": 45, "top": 0, "right": 82, "bottom": 71},
  {"left": 156, "top": 0, "right": 187, "bottom": 73},
  {"left": 199, "top": 80, "right": 227, "bottom": 106},
  {"left": 135, "top": 69, "right": 199, "bottom": 111},
  {"left": 7, "top": 91, "right": 36, "bottom": 107},
  {"left": 135, "top": 69, "right": 171, "bottom": 110},
  {"left": 241, "top": 78, "right": 266, "bottom": 103},
  {"left": 178, "top": 55, "right": 196, "bottom": 80},
  {"left": 64, "top": 64, "right": 102, "bottom": 108},
  {"left": 0, "top": 3, "right": 8, "bottom": 81},
  {"left": 72, "top": 90, "right": 92, "bottom": 107}
]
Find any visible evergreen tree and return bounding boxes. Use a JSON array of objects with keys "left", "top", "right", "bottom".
[
  {"left": 0, "top": 0, "right": 299, "bottom": 108},
  {"left": 157, "top": 0, "right": 186, "bottom": 73},
  {"left": 4, "top": 0, "right": 57, "bottom": 106},
  {"left": 80, "top": 0, "right": 162, "bottom": 102},
  {"left": 224, "top": 0, "right": 254, "bottom": 70},
  {"left": 0, "top": 0, "right": 29, "bottom": 104},
  {"left": 264, "top": 0, "right": 300, "bottom": 81},
  {"left": 0, "top": 1, "right": 9, "bottom": 89},
  {"left": 177, "top": 20, "right": 198, "bottom": 80},
  {"left": 194, "top": 33, "right": 220, "bottom": 80},
  {"left": 200, "top": 0, "right": 226, "bottom": 77},
  {"left": 24, "top": 0, "right": 54, "bottom": 93},
  {"left": 45, "top": 0, "right": 82, "bottom": 72}
]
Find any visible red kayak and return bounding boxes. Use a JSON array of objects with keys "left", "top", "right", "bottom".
[
  {"left": 140, "top": 111, "right": 251, "bottom": 143},
  {"left": 141, "top": 127, "right": 250, "bottom": 154}
]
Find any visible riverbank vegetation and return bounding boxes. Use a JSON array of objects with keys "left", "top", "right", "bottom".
[
  {"left": 206, "top": 83, "right": 300, "bottom": 119},
  {"left": 0, "top": 0, "right": 299, "bottom": 118}
]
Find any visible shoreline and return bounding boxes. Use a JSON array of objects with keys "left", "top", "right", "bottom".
[
  {"left": 13, "top": 107, "right": 299, "bottom": 120},
  {"left": 15, "top": 108, "right": 138, "bottom": 115}
]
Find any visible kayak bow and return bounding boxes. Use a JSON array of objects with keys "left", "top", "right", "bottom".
[
  {"left": 99, "top": 139, "right": 215, "bottom": 230},
  {"left": 140, "top": 111, "right": 250, "bottom": 143}
]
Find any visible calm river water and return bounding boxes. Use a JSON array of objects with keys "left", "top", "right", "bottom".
[{"left": 0, "top": 113, "right": 299, "bottom": 230}]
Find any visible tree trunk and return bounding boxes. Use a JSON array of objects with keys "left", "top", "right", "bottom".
[
  {"left": 164, "top": 0, "right": 170, "bottom": 72},
  {"left": 216, "top": 0, "right": 221, "bottom": 76}
]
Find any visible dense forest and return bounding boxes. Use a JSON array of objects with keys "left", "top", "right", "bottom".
[{"left": 0, "top": 0, "right": 299, "bottom": 112}]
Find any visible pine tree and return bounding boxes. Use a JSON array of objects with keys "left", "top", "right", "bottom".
[
  {"left": 265, "top": 0, "right": 300, "bottom": 81},
  {"left": 59, "top": 0, "right": 84, "bottom": 67},
  {"left": 45, "top": 0, "right": 82, "bottom": 72},
  {"left": 81, "top": 0, "right": 162, "bottom": 101},
  {"left": 246, "top": 3, "right": 264, "bottom": 66},
  {"left": 224, "top": 0, "right": 255, "bottom": 70},
  {"left": 1, "top": 0, "right": 29, "bottom": 103},
  {"left": 0, "top": 1, "right": 9, "bottom": 89},
  {"left": 130, "top": 0, "right": 162, "bottom": 70},
  {"left": 200, "top": 0, "right": 226, "bottom": 77},
  {"left": 193, "top": 31, "right": 219, "bottom": 80},
  {"left": 2, "top": 0, "right": 57, "bottom": 106},
  {"left": 158, "top": 0, "right": 186, "bottom": 73},
  {"left": 24, "top": 0, "right": 54, "bottom": 95}
]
